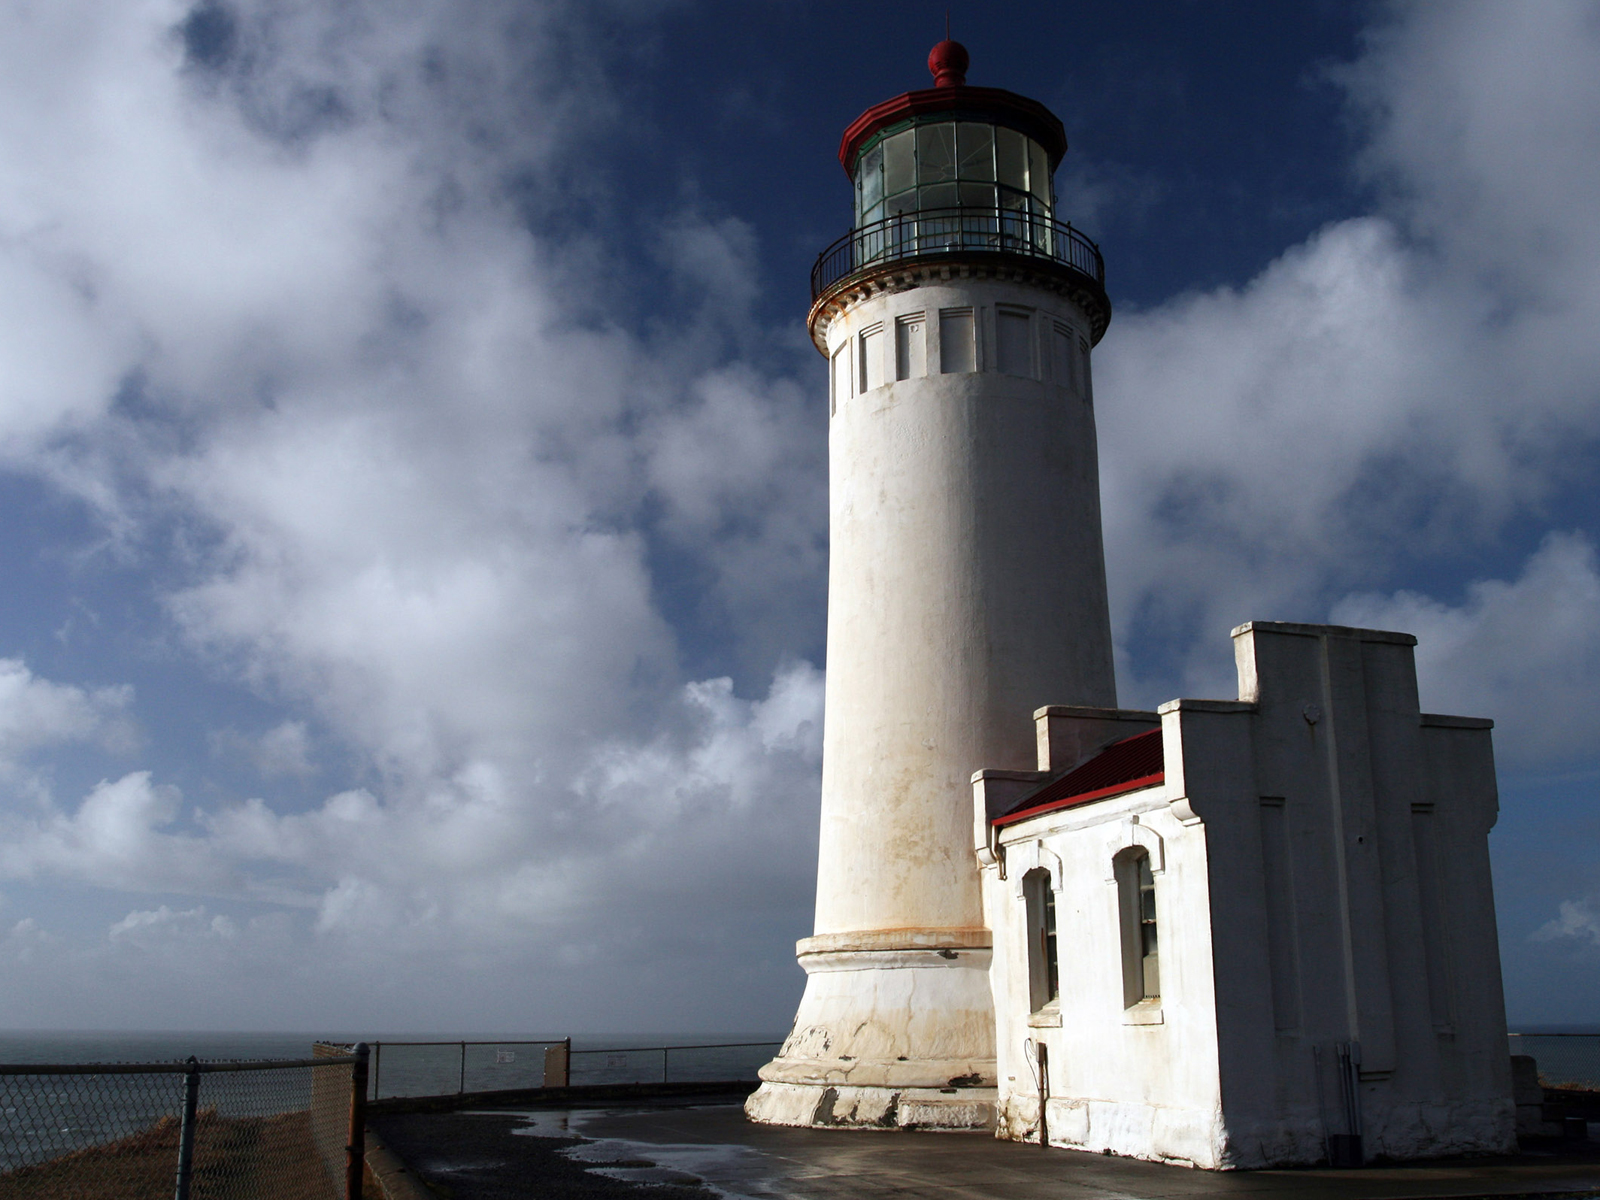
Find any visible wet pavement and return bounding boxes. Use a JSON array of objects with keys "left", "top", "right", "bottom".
[{"left": 369, "top": 1094, "right": 1600, "bottom": 1200}]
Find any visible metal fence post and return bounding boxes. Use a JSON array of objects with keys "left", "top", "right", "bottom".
[
  {"left": 459, "top": 1041, "right": 466, "bottom": 1095},
  {"left": 372, "top": 1041, "right": 381, "bottom": 1101},
  {"left": 174, "top": 1056, "right": 200, "bottom": 1200},
  {"left": 347, "top": 1043, "right": 369, "bottom": 1200},
  {"left": 662, "top": 1047, "right": 669, "bottom": 1084}
]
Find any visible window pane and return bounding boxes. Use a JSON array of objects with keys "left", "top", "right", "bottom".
[
  {"left": 1029, "top": 140, "right": 1051, "bottom": 203},
  {"left": 886, "top": 191, "right": 919, "bottom": 217},
  {"left": 959, "top": 182, "right": 995, "bottom": 210},
  {"left": 996, "top": 127, "right": 1027, "bottom": 191},
  {"left": 859, "top": 144, "right": 883, "bottom": 212},
  {"left": 920, "top": 182, "right": 958, "bottom": 211},
  {"left": 957, "top": 122, "right": 995, "bottom": 181},
  {"left": 1043, "top": 887, "right": 1059, "bottom": 1002},
  {"left": 831, "top": 345, "right": 850, "bottom": 410},
  {"left": 883, "top": 130, "right": 915, "bottom": 197},
  {"left": 917, "top": 122, "right": 956, "bottom": 183}
]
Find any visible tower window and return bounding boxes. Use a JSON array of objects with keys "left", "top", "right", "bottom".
[
  {"left": 996, "top": 308, "right": 1033, "bottom": 378},
  {"left": 1024, "top": 869, "right": 1059, "bottom": 1011},
  {"left": 830, "top": 344, "right": 850, "bottom": 414},
  {"left": 895, "top": 314, "right": 926, "bottom": 380},
  {"left": 1116, "top": 847, "right": 1159, "bottom": 1006},
  {"left": 1051, "top": 322, "right": 1076, "bottom": 392},
  {"left": 859, "top": 324, "right": 885, "bottom": 393},
  {"left": 939, "top": 309, "right": 976, "bottom": 374}
]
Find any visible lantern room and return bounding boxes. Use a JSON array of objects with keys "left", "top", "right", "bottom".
[{"left": 837, "top": 40, "right": 1069, "bottom": 230}]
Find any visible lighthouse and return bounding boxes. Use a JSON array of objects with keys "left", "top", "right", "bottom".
[{"left": 746, "top": 40, "right": 1117, "bottom": 1131}]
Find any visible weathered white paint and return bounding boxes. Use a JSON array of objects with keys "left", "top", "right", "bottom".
[
  {"left": 747, "top": 272, "right": 1115, "bottom": 1129},
  {"left": 979, "top": 622, "right": 1516, "bottom": 1168}
]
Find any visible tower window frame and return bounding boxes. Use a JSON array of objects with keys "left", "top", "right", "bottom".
[
  {"left": 1023, "top": 868, "right": 1060, "bottom": 1013},
  {"left": 1115, "top": 847, "right": 1160, "bottom": 1008}
]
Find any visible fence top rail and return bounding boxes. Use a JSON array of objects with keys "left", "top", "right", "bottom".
[
  {"left": 1510, "top": 1031, "right": 1600, "bottom": 1036},
  {"left": 570, "top": 1041, "right": 782, "bottom": 1055},
  {"left": 372, "top": 1039, "right": 563, "bottom": 1047},
  {"left": 0, "top": 1055, "right": 358, "bottom": 1076}
]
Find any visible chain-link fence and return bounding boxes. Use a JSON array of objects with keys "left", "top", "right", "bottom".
[
  {"left": 0, "top": 1044, "right": 367, "bottom": 1200},
  {"left": 365, "top": 1038, "right": 782, "bottom": 1099},
  {"left": 567, "top": 1041, "right": 780, "bottom": 1087},
  {"left": 368, "top": 1040, "right": 557, "bottom": 1100},
  {"left": 1510, "top": 1034, "right": 1600, "bottom": 1090}
]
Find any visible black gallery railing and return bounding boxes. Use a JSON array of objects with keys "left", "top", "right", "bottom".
[{"left": 811, "top": 206, "right": 1105, "bottom": 301}]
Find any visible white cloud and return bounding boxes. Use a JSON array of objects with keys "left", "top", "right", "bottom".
[
  {"left": 0, "top": 772, "right": 233, "bottom": 895},
  {"left": 109, "top": 904, "right": 238, "bottom": 944},
  {"left": 1533, "top": 898, "right": 1600, "bottom": 950},
  {"left": 1096, "top": 1, "right": 1600, "bottom": 703},
  {"left": 1332, "top": 533, "right": 1600, "bottom": 767},
  {"left": 212, "top": 720, "right": 316, "bottom": 779},
  {"left": 0, "top": 658, "right": 133, "bottom": 771},
  {"left": 1, "top": 0, "right": 1599, "bottom": 1030}
]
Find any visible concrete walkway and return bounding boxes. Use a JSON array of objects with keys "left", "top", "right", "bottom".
[{"left": 369, "top": 1094, "right": 1600, "bottom": 1200}]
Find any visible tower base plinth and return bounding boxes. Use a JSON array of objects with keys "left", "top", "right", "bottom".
[
  {"left": 745, "top": 930, "right": 997, "bottom": 1131},
  {"left": 745, "top": 1081, "right": 996, "bottom": 1130}
]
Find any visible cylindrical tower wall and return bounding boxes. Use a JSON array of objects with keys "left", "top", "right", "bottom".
[{"left": 813, "top": 273, "right": 1116, "bottom": 937}]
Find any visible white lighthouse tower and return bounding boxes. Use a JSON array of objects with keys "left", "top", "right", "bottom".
[{"left": 747, "top": 41, "right": 1117, "bottom": 1131}]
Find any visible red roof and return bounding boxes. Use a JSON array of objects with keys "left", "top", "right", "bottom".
[{"left": 993, "top": 729, "right": 1164, "bottom": 828}]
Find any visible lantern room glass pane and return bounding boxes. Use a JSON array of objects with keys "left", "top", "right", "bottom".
[
  {"left": 957, "top": 123, "right": 995, "bottom": 181},
  {"left": 886, "top": 190, "right": 918, "bottom": 216},
  {"left": 1029, "top": 140, "right": 1050, "bottom": 203},
  {"left": 917, "top": 123, "right": 956, "bottom": 183},
  {"left": 859, "top": 143, "right": 883, "bottom": 213},
  {"left": 921, "top": 182, "right": 958, "bottom": 211},
  {"left": 883, "top": 130, "right": 915, "bottom": 198},
  {"left": 959, "top": 182, "right": 996, "bottom": 209},
  {"left": 996, "top": 128, "right": 1027, "bottom": 192}
]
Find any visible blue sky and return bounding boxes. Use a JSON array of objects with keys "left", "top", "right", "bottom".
[{"left": 0, "top": 0, "right": 1597, "bottom": 1034}]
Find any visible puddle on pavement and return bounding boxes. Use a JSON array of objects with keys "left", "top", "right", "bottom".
[
  {"left": 567, "top": 1111, "right": 783, "bottom": 1198},
  {"left": 589, "top": 1165, "right": 710, "bottom": 1185},
  {"left": 495, "top": 1105, "right": 772, "bottom": 1197},
  {"left": 505, "top": 1110, "right": 582, "bottom": 1138}
]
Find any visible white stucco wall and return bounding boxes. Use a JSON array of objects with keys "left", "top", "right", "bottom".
[
  {"left": 988, "top": 785, "right": 1229, "bottom": 1167},
  {"left": 812, "top": 275, "right": 1115, "bottom": 940},
  {"left": 979, "top": 622, "right": 1516, "bottom": 1168},
  {"left": 750, "top": 267, "right": 1115, "bottom": 1130}
]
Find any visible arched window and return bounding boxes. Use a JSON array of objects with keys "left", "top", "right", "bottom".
[
  {"left": 1023, "top": 868, "right": 1059, "bottom": 1011},
  {"left": 1115, "top": 848, "right": 1159, "bottom": 1007}
]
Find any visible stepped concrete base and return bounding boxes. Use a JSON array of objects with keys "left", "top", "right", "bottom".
[
  {"left": 745, "top": 929, "right": 997, "bottom": 1132},
  {"left": 746, "top": 1080, "right": 996, "bottom": 1130}
]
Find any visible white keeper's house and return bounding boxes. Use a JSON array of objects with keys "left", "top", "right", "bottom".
[{"left": 743, "top": 40, "right": 1516, "bottom": 1169}]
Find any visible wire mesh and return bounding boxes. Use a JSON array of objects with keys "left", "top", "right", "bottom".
[
  {"left": 367, "top": 1041, "right": 556, "bottom": 1099},
  {"left": 567, "top": 1041, "right": 781, "bottom": 1086},
  {"left": 0, "top": 1068, "right": 187, "bottom": 1197},
  {"left": 0, "top": 1055, "right": 358, "bottom": 1200},
  {"left": 1510, "top": 1034, "right": 1600, "bottom": 1090}
]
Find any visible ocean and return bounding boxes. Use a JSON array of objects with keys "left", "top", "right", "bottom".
[
  {"left": 0, "top": 1030, "right": 786, "bottom": 1097},
  {"left": 0, "top": 1030, "right": 785, "bottom": 1176}
]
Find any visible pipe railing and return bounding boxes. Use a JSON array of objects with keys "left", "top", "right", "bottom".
[{"left": 812, "top": 205, "right": 1105, "bottom": 301}]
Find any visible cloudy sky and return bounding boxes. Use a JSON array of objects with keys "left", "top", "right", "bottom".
[{"left": 1, "top": 0, "right": 1597, "bottom": 1034}]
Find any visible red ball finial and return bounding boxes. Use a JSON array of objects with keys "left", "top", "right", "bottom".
[{"left": 928, "top": 39, "right": 969, "bottom": 88}]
